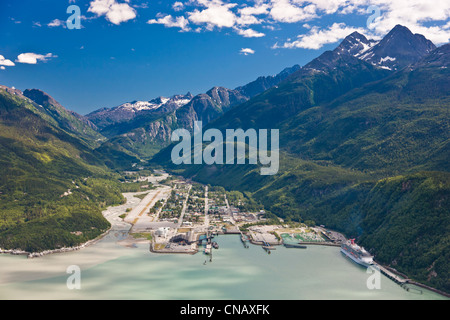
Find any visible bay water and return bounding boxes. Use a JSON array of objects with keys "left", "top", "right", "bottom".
[
  {"left": 0, "top": 190, "right": 446, "bottom": 300},
  {"left": 0, "top": 234, "right": 445, "bottom": 300}
]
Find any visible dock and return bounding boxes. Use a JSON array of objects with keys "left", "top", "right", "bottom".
[
  {"left": 262, "top": 241, "right": 276, "bottom": 253},
  {"left": 239, "top": 230, "right": 250, "bottom": 248},
  {"left": 373, "top": 262, "right": 410, "bottom": 285},
  {"left": 284, "top": 243, "right": 307, "bottom": 249}
]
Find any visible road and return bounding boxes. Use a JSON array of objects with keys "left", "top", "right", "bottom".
[
  {"left": 204, "top": 186, "right": 209, "bottom": 228},
  {"left": 224, "top": 193, "right": 236, "bottom": 225},
  {"left": 176, "top": 184, "right": 192, "bottom": 229}
]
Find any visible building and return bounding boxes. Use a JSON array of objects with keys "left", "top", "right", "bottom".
[{"left": 155, "top": 227, "right": 170, "bottom": 238}]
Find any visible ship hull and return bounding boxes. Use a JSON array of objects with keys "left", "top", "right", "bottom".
[
  {"left": 284, "top": 243, "right": 307, "bottom": 249},
  {"left": 340, "top": 248, "right": 373, "bottom": 268}
]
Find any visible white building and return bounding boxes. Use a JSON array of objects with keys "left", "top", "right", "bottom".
[{"left": 155, "top": 227, "right": 170, "bottom": 238}]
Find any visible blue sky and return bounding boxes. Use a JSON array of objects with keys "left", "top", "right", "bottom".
[{"left": 1, "top": 0, "right": 449, "bottom": 115}]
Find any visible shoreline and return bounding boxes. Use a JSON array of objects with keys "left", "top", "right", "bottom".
[
  {"left": 0, "top": 227, "right": 112, "bottom": 259},
  {"left": 0, "top": 189, "right": 141, "bottom": 259},
  {"left": 1, "top": 228, "right": 449, "bottom": 299},
  {"left": 1, "top": 185, "right": 448, "bottom": 299},
  {"left": 402, "top": 280, "right": 450, "bottom": 298}
]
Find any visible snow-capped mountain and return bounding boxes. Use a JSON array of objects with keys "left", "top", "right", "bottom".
[
  {"left": 86, "top": 93, "right": 194, "bottom": 130},
  {"left": 335, "top": 31, "right": 379, "bottom": 58},
  {"left": 335, "top": 25, "right": 436, "bottom": 71},
  {"left": 120, "top": 95, "right": 193, "bottom": 113},
  {"left": 86, "top": 63, "right": 301, "bottom": 133},
  {"left": 118, "top": 100, "right": 164, "bottom": 112}
]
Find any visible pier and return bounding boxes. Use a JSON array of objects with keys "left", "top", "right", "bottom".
[
  {"left": 239, "top": 230, "right": 250, "bottom": 248},
  {"left": 284, "top": 243, "right": 307, "bottom": 249},
  {"left": 262, "top": 241, "right": 276, "bottom": 254},
  {"left": 374, "top": 263, "right": 410, "bottom": 285}
]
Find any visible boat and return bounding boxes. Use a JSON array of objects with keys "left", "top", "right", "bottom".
[
  {"left": 262, "top": 240, "right": 276, "bottom": 251},
  {"left": 240, "top": 235, "right": 249, "bottom": 249},
  {"left": 284, "top": 243, "right": 307, "bottom": 249},
  {"left": 204, "top": 244, "right": 212, "bottom": 255},
  {"left": 341, "top": 239, "right": 374, "bottom": 267}
]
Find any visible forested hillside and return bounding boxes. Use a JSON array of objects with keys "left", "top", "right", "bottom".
[
  {"left": 152, "top": 36, "right": 450, "bottom": 292},
  {"left": 0, "top": 87, "right": 127, "bottom": 252}
]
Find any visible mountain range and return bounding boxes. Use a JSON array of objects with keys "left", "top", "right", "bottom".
[
  {"left": 85, "top": 64, "right": 301, "bottom": 158},
  {"left": 0, "top": 25, "right": 448, "bottom": 293},
  {"left": 152, "top": 25, "right": 450, "bottom": 293},
  {"left": 338, "top": 25, "right": 436, "bottom": 70}
]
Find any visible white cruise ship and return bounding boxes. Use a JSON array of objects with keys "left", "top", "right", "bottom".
[{"left": 341, "top": 239, "right": 374, "bottom": 267}]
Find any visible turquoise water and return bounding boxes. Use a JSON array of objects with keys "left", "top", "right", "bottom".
[{"left": 0, "top": 235, "right": 446, "bottom": 300}]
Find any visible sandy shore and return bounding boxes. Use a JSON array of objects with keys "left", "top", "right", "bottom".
[
  {"left": 117, "top": 235, "right": 151, "bottom": 248},
  {"left": 0, "top": 187, "right": 155, "bottom": 259},
  {"left": 0, "top": 188, "right": 157, "bottom": 285}
]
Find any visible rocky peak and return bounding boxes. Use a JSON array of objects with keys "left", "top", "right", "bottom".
[
  {"left": 359, "top": 25, "right": 436, "bottom": 70},
  {"left": 334, "top": 31, "right": 378, "bottom": 57}
]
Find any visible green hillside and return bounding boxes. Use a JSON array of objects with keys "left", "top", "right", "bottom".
[
  {"left": 22, "top": 89, "right": 106, "bottom": 149},
  {"left": 359, "top": 172, "right": 449, "bottom": 292},
  {"left": 279, "top": 61, "right": 450, "bottom": 174},
  {"left": 207, "top": 52, "right": 390, "bottom": 132},
  {"left": 0, "top": 87, "right": 126, "bottom": 253}
]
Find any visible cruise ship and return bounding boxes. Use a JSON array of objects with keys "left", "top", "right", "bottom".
[
  {"left": 204, "top": 243, "right": 212, "bottom": 255},
  {"left": 341, "top": 239, "right": 374, "bottom": 267}
]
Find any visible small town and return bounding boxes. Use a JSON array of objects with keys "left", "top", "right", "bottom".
[
  {"left": 120, "top": 171, "right": 342, "bottom": 256},
  {"left": 116, "top": 170, "right": 442, "bottom": 296}
]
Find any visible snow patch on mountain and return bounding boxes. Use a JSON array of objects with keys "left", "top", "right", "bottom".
[
  {"left": 379, "top": 56, "right": 396, "bottom": 64},
  {"left": 117, "top": 95, "right": 192, "bottom": 113}
]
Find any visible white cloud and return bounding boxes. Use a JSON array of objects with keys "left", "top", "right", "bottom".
[
  {"left": 269, "top": 0, "right": 317, "bottom": 23},
  {"left": 173, "top": 2, "right": 185, "bottom": 12},
  {"left": 144, "top": 0, "right": 450, "bottom": 44},
  {"left": 10, "top": 17, "right": 21, "bottom": 24},
  {"left": 16, "top": 53, "right": 57, "bottom": 64},
  {"left": 235, "top": 28, "right": 265, "bottom": 38},
  {"left": 297, "top": 0, "right": 352, "bottom": 15},
  {"left": 274, "top": 23, "right": 365, "bottom": 49},
  {"left": 292, "top": 0, "right": 450, "bottom": 45},
  {"left": 88, "top": 0, "right": 136, "bottom": 25},
  {"left": 0, "top": 66, "right": 5, "bottom": 70},
  {"left": 0, "top": 55, "right": 15, "bottom": 67},
  {"left": 240, "top": 48, "right": 255, "bottom": 55},
  {"left": 48, "top": 19, "right": 66, "bottom": 28},
  {"left": 236, "top": 2, "right": 269, "bottom": 26},
  {"left": 236, "top": 13, "right": 262, "bottom": 26},
  {"left": 148, "top": 15, "right": 191, "bottom": 31},
  {"left": 188, "top": 0, "right": 238, "bottom": 30},
  {"left": 133, "top": 2, "right": 149, "bottom": 9},
  {"left": 238, "top": 3, "right": 270, "bottom": 16},
  {"left": 364, "top": 0, "right": 450, "bottom": 44}
]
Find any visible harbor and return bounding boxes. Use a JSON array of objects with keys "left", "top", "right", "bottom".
[
  {"left": 121, "top": 175, "right": 449, "bottom": 298},
  {"left": 0, "top": 234, "right": 447, "bottom": 300},
  {"left": 1, "top": 172, "right": 447, "bottom": 300}
]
